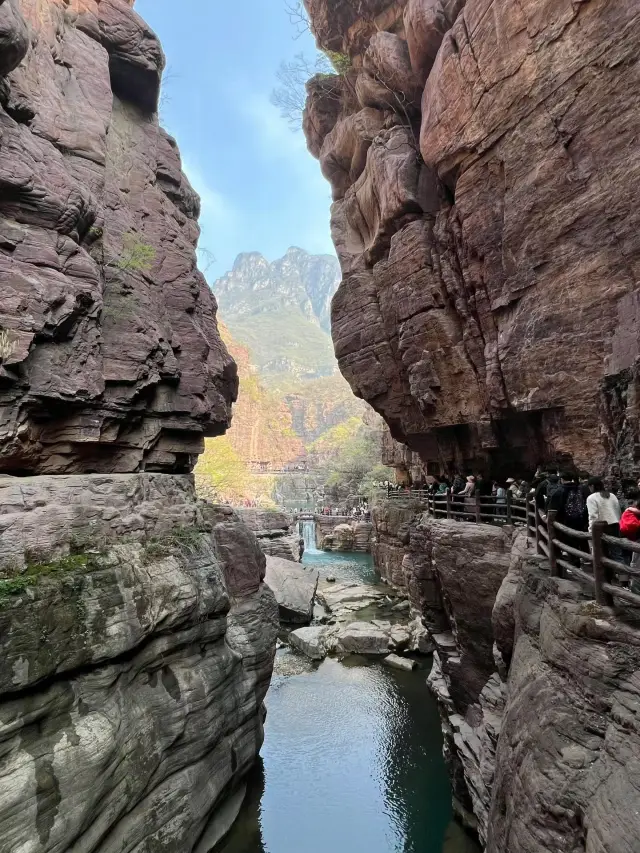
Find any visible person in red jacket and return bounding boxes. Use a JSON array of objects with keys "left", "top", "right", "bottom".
[{"left": 620, "top": 488, "right": 640, "bottom": 572}]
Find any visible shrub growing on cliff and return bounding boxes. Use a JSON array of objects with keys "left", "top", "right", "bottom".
[
  {"left": 116, "top": 233, "right": 156, "bottom": 272},
  {"left": 310, "top": 418, "right": 394, "bottom": 499}
]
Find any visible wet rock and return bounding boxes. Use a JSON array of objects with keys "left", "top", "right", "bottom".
[
  {"left": 383, "top": 653, "right": 417, "bottom": 672},
  {"left": 264, "top": 556, "right": 319, "bottom": 624}
]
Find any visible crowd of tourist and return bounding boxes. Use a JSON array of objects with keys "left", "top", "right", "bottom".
[
  {"left": 316, "top": 503, "right": 371, "bottom": 521},
  {"left": 416, "top": 468, "right": 640, "bottom": 574}
]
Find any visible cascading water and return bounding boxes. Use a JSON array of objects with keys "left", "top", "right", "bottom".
[{"left": 301, "top": 519, "right": 319, "bottom": 553}]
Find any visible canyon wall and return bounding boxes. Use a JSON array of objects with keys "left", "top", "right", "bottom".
[
  {"left": 315, "top": 514, "right": 372, "bottom": 551},
  {"left": 0, "top": 475, "right": 278, "bottom": 853},
  {"left": 0, "top": 0, "right": 237, "bottom": 475},
  {"left": 304, "top": 0, "right": 640, "bottom": 477},
  {"left": 370, "top": 502, "right": 640, "bottom": 852},
  {"left": 0, "top": 3, "right": 277, "bottom": 851}
]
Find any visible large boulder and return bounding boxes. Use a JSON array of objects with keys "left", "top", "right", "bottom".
[
  {"left": 234, "top": 508, "right": 303, "bottom": 562},
  {"left": 289, "top": 625, "right": 332, "bottom": 660},
  {"left": 264, "top": 556, "right": 319, "bottom": 624}
]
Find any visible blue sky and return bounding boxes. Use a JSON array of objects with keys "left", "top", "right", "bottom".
[{"left": 135, "top": 0, "right": 335, "bottom": 280}]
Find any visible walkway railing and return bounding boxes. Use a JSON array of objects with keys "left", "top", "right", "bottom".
[
  {"left": 419, "top": 490, "right": 640, "bottom": 608},
  {"left": 529, "top": 505, "right": 640, "bottom": 608},
  {"left": 423, "top": 491, "right": 528, "bottom": 525}
]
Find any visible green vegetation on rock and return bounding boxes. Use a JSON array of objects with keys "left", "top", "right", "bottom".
[{"left": 0, "top": 553, "right": 96, "bottom": 604}]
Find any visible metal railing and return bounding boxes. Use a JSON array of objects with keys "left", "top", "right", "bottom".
[
  {"left": 421, "top": 490, "right": 640, "bottom": 608},
  {"left": 380, "top": 489, "right": 433, "bottom": 502}
]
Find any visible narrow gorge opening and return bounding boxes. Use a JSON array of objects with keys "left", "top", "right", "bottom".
[{"left": 1, "top": 1, "right": 639, "bottom": 853}]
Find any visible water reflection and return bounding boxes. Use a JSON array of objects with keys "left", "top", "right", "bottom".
[
  {"left": 216, "top": 552, "right": 480, "bottom": 853},
  {"left": 218, "top": 657, "right": 478, "bottom": 853},
  {"left": 302, "top": 550, "right": 380, "bottom": 585}
]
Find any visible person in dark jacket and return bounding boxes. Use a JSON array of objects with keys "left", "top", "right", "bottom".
[{"left": 548, "top": 471, "right": 588, "bottom": 566}]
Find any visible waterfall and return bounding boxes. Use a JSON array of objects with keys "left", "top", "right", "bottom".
[{"left": 301, "top": 520, "right": 318, "bottom": 553}]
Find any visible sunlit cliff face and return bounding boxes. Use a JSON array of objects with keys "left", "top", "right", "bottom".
[
  {"left": 303, "top": 0, "right": 640, "bottom": 477},
  {"left": 0, "top": 0, "right": 236, "bottom": 474}
]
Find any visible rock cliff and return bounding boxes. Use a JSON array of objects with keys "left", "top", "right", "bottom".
[
  {"left": 304, "top": 0, "right": 640, "bottom": 476},
  {"left": 0, "top": 3, "right": 278, "bottom": 851},
  {"left": 0, "top": 474, "right": 278, "bottom": 853},
  {"left": 315, "top": 515, "right": 372, "bottom": 551},
  {"left": 371, "top": 502, "right": 640, "bottom": 851},
  {"left": 0, "top": 0, "right": 236, "bottom": 475}
]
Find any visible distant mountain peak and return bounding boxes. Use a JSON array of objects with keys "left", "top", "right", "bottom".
[{"left": 215, "top": 248, "right": 340, "bottom": 334}]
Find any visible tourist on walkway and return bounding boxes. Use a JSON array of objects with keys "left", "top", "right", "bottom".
[
  {"left": 621, "top": 489, "right": 640, "bottom": 574},
  {"left": 548, "top": 472, "right": 588, "bottom": 565},
  {"left": 452, "top": 473, "right": 465, "bottom": 494},
  {"left": 495, "top": 482, "right": 507, "bottom": 517},
  {"left": 586, "top": 477, "right": 622, "bottom": 563},
  {"left": 457, "top": 475, "right": 476, "bottom": 518}
]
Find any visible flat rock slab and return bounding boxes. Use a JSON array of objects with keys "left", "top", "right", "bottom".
[
  {"left": 335, "top": 621, "right": 393, "bottom": 655},
  {"left": 318, "top": 581, "right": 386, "bottom": 614},
  {"left": 265, "top": 556, "right": 319, "bottom": 624},
  {"left": 383, "top": 654, "right": 417, "bottom": 672}
]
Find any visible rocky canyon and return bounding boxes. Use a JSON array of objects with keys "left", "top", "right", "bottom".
[{"left": 0, "top": 1, "right": 277, "bottom": 851}]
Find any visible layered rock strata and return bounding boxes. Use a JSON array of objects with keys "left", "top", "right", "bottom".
[
  {"left": 235, "top": 508, "right": 303, "bottom": 562},
  {"left": 304, "top": 0, "right": 640, "bottom": 476},
  {"left": 0, "top": 473, "right": 279, "bottom": 853},
  {"left": 0, "top": 3, "right": 278, "bottom": 851},
  {"left": 0, "top": 0, "right": 236, "bottom": 475},
  {"left": 371, "top": 501, "right": 640, "bottom": 851},
  {"left": 315, "top": 515, "right": 372, "bottom": 552}
]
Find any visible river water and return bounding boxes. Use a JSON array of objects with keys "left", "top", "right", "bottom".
[{"left": 217, "top": 548, "right": 479, "bottom": 853}]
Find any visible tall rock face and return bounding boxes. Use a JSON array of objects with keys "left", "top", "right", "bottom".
[
  {"left": 0, "top": 0, "right": 237, "bottom": 475},
  {"left": 0, "top": 4, "right": 278, "bottom": 852},
  {"left": 304, "top": 0, "right": 640, "bottom": 476},
  {"left": 0, "top": 475, "right": 278, "bottom": 853},
  {"left": 370, "top": 505, "right": 640, "bottom": 852}
]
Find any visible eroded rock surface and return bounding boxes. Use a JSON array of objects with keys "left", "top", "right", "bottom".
[
  {"left": 235, "top": 508, "right": 303, "bottom": 562},
  {"left": 0, "top": 0, "right": 236, "bottom": 475},
  {"left": 315, "top": 515, "right": 372, "bottom": 552},
  {"left": 372, "top": 500, "right": 640, "bottom": 851},
  {"left": 264, "top": 555, "right": 318, "bottom": 624},
  {"left": 0, "top": 473, "right": 278, "bottom": 853},
  {"left": 304, "top": 0, "right": 640, "bottom": 475}
]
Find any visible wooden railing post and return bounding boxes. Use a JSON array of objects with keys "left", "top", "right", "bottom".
[
  {"left": 547, "top": 509, "right": 560, "bottom": 578},
  {"left": 446, "top": 489, "right": 452, "bottom": 519},
  {"left": 475, "top": 491, "right": 481, "bottom": 524},
  {"left": 533, "top": 500, "right": 542, "bottom": 556},
  {"left": 591, "top": 521, "right": 614, "bottom": 607},
  {"left": 506, "top": 490, "right": 512, "bottom": 525}
]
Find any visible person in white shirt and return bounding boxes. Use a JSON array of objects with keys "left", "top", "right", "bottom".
[{"left": 587, "top": 476, "right": 623, "bottom": 562}]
